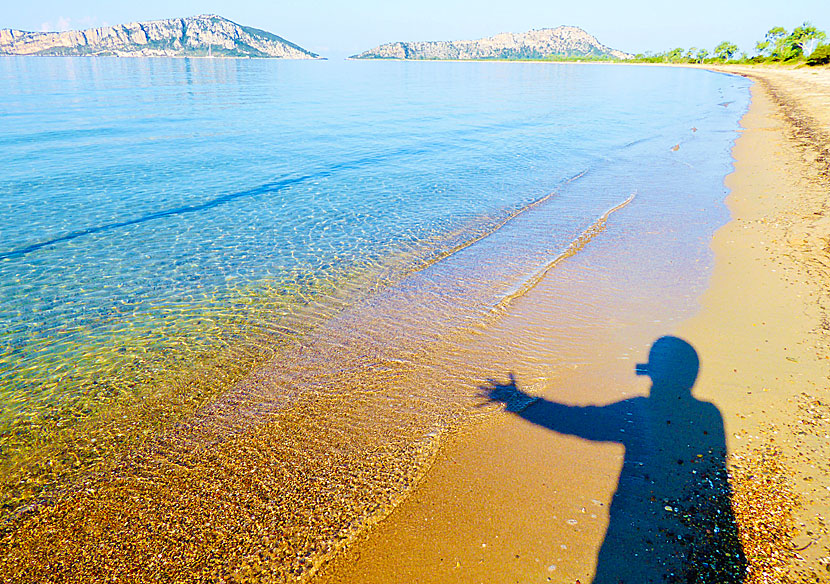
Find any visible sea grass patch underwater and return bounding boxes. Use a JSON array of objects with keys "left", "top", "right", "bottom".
[{"left": 0, "top": 268, "right": 367, "bottom": 524}]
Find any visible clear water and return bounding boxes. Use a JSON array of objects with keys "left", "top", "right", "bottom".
[{"left": 0, "top": 57, "right": 749, "bottom": 576}]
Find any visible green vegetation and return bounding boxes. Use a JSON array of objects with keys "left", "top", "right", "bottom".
[
  {"left": 807, "top": 44, "right": 830, "bottom": 65},
  {"left": 627, "top": 21, "right": 828, "bottom": 66},
  {"left": 456, "top": 21, "right": 828, "bottom": 67},
  {"left": 714, "top": 41, "right": 739, "bottom": 61}
]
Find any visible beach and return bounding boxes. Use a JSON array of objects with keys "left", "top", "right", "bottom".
[
  {"left": 312, "top": 65, "right": 830, "bottom": 583},
  {"left": 1, "top": 61, "right": 827, "bottom": 583},
  {"left": 2, "top": 61, "right": 752, "bottom": 583}
]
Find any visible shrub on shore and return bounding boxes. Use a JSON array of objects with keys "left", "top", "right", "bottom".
[{"left": 806, "top": 44, "right": 830, "bottom": 66}]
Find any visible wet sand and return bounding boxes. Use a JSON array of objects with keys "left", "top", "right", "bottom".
[{"left": 313, "top": 65, "right": 830, "bottom": 583}]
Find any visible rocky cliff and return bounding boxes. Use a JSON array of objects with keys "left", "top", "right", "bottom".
[
  {"left": 0, "top": 14, "right": 318, "bottom": 58},
  {"left": 352, "top": 27, "right": 631, "bottom": 60}
]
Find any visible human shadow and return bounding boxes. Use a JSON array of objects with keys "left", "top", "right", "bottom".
[{"left": 482, "top": 336, "right": 746, "bottom": 583}]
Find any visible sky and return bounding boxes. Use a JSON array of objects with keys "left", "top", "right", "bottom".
[{"left": 4, "top": 0, "right": 829, "bottom": 59}]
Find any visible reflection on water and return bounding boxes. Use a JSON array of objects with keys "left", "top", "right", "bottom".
[{"left": 0, "top": 58, "right": 750, "bottom": 579}]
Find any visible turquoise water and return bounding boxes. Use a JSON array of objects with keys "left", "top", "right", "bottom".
[{"left": 0, "top": 58, "right": 749, "bottom": 536}]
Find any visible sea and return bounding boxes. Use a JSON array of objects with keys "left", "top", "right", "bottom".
[{"left": 0, "top": 57, "right": 750, "bottom": 578}]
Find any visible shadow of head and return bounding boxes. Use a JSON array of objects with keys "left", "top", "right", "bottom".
[{"left": 635, "top": 336, "right": 699, "bottom": 396}]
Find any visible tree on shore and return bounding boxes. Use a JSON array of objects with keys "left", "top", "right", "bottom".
[
  {"left": 714, "top": 41, "right": 739, "bottom": 61},
  {"left": 764, "top": 26, "right": 788, "bottom": 58},
  {"left": 754, "top": 40, "right": 770, "bottom": 56},
  {"left": 758, "top": 23, "right": 826, "bottom": 60},
  {"left": 789, "top": 22, "right": 826, "bottom": 56},
  {"left": 665, "top": 47, "right": 684, "bottom": 62}
]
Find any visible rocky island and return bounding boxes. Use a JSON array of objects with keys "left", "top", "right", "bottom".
[
  {"left": 352, "top": 26, "right": 632, "bottom": 60},
  {"left": 0, "top": 14, "right": 319, "bottom": 58}
]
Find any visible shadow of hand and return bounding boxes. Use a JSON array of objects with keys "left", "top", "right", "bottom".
[{"left": 478, "top": 372, "right": 537, "bottom": 413}]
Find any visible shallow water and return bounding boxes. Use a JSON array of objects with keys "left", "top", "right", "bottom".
[{"left": 0, "top": 57, "right": 749, "bottom": 579}]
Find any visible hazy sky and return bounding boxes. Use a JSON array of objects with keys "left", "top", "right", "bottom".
[{"left": 5, "top": 0, "right": 829, "bottom": 58}]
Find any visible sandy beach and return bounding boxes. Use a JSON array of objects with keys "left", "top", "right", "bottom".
[
  {"left": 2, "top": 63, "right": 827, "bottom": 583},
  {"left": 312, "top": 64, "right": 830, "bottom": 583}
]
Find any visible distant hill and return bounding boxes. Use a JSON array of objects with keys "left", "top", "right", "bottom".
[
  {"left": 0, "top": 14, "right": 319, "bottom": 59},
  {"left": 352, "top": 26, "right": 632, "bottom": 61}
]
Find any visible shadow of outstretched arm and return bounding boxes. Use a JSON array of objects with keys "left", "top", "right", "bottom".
[
  {"left": 480, "top": 373, "right": 630, "bottom": 444},
  {"left": 480, "top": 338, "right": 747, "bottom": 583}
]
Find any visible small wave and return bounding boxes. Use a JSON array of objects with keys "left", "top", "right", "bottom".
[
  {"left": 0, "top": 116, "right": 564, "bottom": 260},
  {"left": 494, "top": 192, "right": 636, "bottom": 311},
  {"left": 403, "top": 169, "right": 590, "bottom": 276}
]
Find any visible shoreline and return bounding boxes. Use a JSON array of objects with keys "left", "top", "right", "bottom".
[
  {"left": 682, "top": 64, "right": 830, "bottom": 579},
  {"left": 2, "top": 63, "right": 826, "bottom": 582},
  {"left": 1, "top": 62, "right": 746, "bottom": 581},
  {"left": 312, "top": 66, "right": 830, "bottom": 582}
]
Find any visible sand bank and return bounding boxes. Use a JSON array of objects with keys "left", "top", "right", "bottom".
[{"left": 313, "top": 66, "right": 830, "bottom": 583}]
